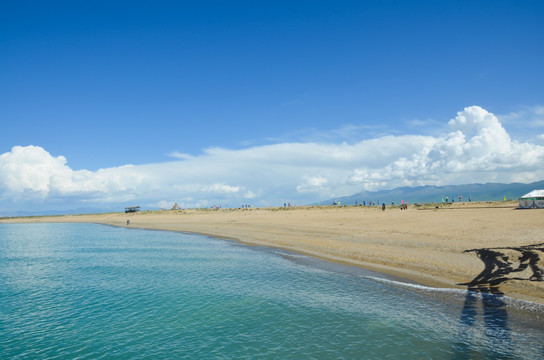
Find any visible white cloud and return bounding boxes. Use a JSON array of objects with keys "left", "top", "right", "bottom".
[
  {"left": 0, "top": 145, "right": 146, "bottom": 202},
  {"left": 244, "top": 191, "right": 256, "bottom": 199},
  {"left": 2, "top": 106, "right": 544, "bottom": 210},
  {"left": 167, "top": 151, "right": 194, "bottom": 160},
  {"left": 347, "top": 106, "right": 544, "bottom": 188},
  {"left": 296, "top": 176, "right": 328, "bottom": 193},
  {"left": 0, "top": 145, "right": 69, "bottom": 197},
  {"left": 201, "top": 184, "right": 240, "bottom": 194}
]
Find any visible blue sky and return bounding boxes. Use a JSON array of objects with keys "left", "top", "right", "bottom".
[{"left": 1, "top": 1, "right": 544, "bottom": 213}]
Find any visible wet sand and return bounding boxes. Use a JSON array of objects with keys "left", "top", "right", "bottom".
[{"left": 2, "top": 201, "right": 543, "bottom": 304}]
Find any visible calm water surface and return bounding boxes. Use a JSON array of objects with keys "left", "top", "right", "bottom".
[{"left": 1, "top": 223, "right": 543, "bottom": 359}]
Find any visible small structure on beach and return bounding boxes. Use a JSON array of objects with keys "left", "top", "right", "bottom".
[
  {"left": 171, "top": 202, "right": 181, "bottom": 210},
  {"left": 124, "top": 206, "right": 141, "bottom": 213},
  {"left": 519, "top": 190, "right": 544, "bottom": 209}
]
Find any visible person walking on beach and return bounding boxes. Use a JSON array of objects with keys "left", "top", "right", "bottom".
[{"left": 382, "top": 203, "right": 385, "bottom": 211}]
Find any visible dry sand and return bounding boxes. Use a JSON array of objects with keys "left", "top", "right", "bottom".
[{"left": 3, "top": 201, "right": 544, "bottom": 304}]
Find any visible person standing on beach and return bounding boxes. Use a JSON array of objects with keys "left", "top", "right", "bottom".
[{"left": 382, "top": 203, "right": 385, "bottom": 211}]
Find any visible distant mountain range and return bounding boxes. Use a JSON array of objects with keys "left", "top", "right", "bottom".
[{"left": 317, "top": 180, "right": 544, "bottom": 206}]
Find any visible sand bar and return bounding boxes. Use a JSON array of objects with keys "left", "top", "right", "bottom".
[{"left": 2, "top": 201, "right": 544, "bottom": 305}]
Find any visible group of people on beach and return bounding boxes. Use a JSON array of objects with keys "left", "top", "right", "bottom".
[
  {"left": 333, "top": 200, "right": 409, "bottom": 209},
  {"left": 380, "top": 201, "right": 408, "bottom": 211}
]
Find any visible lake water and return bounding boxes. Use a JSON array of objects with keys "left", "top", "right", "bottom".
[{"left": 1, "top": 223, "right": 543, "bottom": 359}]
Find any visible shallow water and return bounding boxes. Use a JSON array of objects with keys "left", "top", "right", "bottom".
[{"left": 1, "top": 223, "right": 543, "bottom": 359}]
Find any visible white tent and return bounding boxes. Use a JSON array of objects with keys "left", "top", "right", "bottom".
[{"left": 519, "top": 190, "right": 544, "bottom": 209}]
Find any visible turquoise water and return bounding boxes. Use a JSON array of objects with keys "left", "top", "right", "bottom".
[{"left": 1, "top": 223, "right": 543, "bottom": 359}]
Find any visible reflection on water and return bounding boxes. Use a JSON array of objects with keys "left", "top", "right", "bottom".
[{"left": 455, "top": 289, "right": 513, "bottom": 359}]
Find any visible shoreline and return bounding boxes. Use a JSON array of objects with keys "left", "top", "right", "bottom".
[{"left": 2, "top": 202, "right": 544, "bottom": 305}]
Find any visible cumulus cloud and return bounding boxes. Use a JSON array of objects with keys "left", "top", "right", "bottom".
[
  {"left": 348, "top": 106, "right": 544, "bottom": 187},
  {"left": 0, "top": 145, "right": 149, "bottom": 203},
  {"left": 296, "top": 176, "right": 328, "bottom": 193},
  {"left": 2, "top": 106, "right": 544, "bottom": 210},
  {"left": 0, "top": 145, "right": 70, "bottom": 197}
]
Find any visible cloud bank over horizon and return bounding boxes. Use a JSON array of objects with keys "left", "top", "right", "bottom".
[{"left": 2, "top": 106, "right": 544, "bottom": 212}]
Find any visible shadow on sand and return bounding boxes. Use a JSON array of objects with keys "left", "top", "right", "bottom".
[{"left": 453, "top": 243, "right": 544, "bottom": 358}]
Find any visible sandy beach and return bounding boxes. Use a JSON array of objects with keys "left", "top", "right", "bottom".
[{"left": 2, "top": 201, "right": 543, "bottom": 304}]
